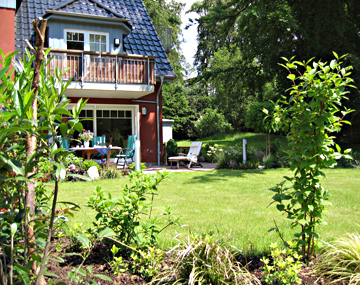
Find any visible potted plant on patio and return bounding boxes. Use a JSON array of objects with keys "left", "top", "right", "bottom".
[{"left": 79, "top": 129, "right": 94, "bottom": 148}]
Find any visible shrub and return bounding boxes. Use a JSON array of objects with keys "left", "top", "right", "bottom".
[
  {"left": 155, "top": 232, "right": 260, "bottom": 285},
  {"left": 261, "top": 242, "right": 302, "bottom": 285},
  {"left": 216, "top": 144, "right": 260, "bottom": 169},
  {"left": 263, "top": 154, "right": 282, "bottom": 169},
  {"left": 166, "top": 139, "right": 178, "bottom": 157},
  {"left": 202, "top": 143, "right": 222, "bottom": 162},
  {"left": 268, "top": 54, "right": 354, "bottom": 260},
  {"left": 85, "top": 170, "right": 180, "bottom": 250},
  {"left": 61, "top": 153, "right": 84, "bottom": 168},
  {"left": 217, "top": 144, "right": 243, "bottom": 169},
  {"left": 100, "top": 163, "right": 121, "bottom": 179},
  {"left": 195, "top": 109, "right": 233, "bottom": 138},
  {"left": 314, "top": 232, "right": 360, "bottom": 284},
  {"left": 81, "top": 159, "right": 101, "bottom": 172}
]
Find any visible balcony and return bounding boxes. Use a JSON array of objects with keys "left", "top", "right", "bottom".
[{"left": 47, "top": 50, "right": 156, "bottom": 99}]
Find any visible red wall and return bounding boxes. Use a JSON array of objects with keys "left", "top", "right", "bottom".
[
  {"left": 0, "top": 7, "right": 15, "bottom": 56},
  {"left": 69, "top": 83, "right": 163, "bottom": 164}
]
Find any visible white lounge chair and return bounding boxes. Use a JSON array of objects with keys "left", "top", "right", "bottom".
[{"left": 168, "top": 142, "right": 203, "bottom": 169}]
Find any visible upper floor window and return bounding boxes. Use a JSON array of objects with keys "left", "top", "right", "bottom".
[
  {"left": 67, "top": 32, "right": 84, "bottom": 50},
  {"left": 65, "top": 29, "right": 109, "bottom": 52}
]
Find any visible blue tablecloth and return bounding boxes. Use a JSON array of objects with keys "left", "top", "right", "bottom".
[{"left": 94, "top": 147, "right": 111, "bottom": 156}]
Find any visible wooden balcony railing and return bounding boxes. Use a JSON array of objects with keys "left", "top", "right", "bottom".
[{"left": 47, "top": 50, "right": 156, "bottom": 87}]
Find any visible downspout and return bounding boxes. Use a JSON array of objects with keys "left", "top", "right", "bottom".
[{"left": 157, "top": 75, "right": 164, "bottom": 166}]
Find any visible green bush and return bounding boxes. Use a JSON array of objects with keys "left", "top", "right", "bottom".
[
  {"left": 195, "top": 109, "right": 233, "bottom": 138},
  {"left": 61, "top": 153, "right": 84, "bottom": 167},
  {"left": 261, "top": 241, "right": 302, "bottom": 285},
  {"left": 202, "top": 143, "right": 222, "bottom": 162},
  {"left": 263, "top": 154, "right": 282, "bottom": 169},
  {"left": 100, "top": 163, "right": 121, "bottom": 179},
  {"left": 216, "top": 144, "right": 260, "bottom": 169},
  {"left": 81, "top": 159, "right": 101, "bottom": 172},
  {"left": 166, "top": 139, "right": 178, "bottom": 157},
  {"left": 85, "top": 170, "right": 180, "bottom": 250}
]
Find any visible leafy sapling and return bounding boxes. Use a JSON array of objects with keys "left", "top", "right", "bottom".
[{"left": 266, "top": 52, "right": 355, "bottom": 260}]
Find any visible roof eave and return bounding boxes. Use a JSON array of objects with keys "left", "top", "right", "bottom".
[{"left": 44, "top": 10, "right": 132, "bottom": 32}]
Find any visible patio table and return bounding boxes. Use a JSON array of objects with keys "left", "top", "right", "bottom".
[{"left": 69, "top": 146, "right": 122, "bottom": 162}]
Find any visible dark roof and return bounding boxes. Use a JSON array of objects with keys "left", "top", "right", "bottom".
[
  {"left": 54, "top": 0, "right": 123, "bottom": 19},
  {"left": 15, "top": 0, "right": 175, "bottom": 78}
]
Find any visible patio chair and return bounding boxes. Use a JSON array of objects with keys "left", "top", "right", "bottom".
[
  {"left": 91, "top": 136, "right": 106, "bottom": 160},
  {"left": 168, "top": 142, "right": 203, "bottom": 169},
  {"left": 92, "top": 136, "right": 106, "bottom": 147},
  {"left": 56, "top": 136, "right": 69, "bottom": 151},
  {"left": 115, "top": 135, "right": 136, "bottom": 169}
]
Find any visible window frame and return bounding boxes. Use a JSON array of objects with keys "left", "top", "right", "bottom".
[
  {"left": 67, "top": 103, "right": 140, "bottom": 140},
  {"left": 64, "top": 29, "right": 109, "bottom": 52}
]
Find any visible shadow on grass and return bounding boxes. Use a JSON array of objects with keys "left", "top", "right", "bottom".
[{"left": 185, "top": 169, "right": 267, "bottom": 184}]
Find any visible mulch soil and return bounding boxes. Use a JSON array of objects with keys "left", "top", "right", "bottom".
[{"left": 45, "top": 237, "right": 347, "bottom": 285}]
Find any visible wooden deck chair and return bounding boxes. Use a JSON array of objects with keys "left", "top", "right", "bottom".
[
  {"left": 168, "top": 142, "right": 203, "bottom": 169},
  {"left": 115, "top": 135, "right": 136, "bottom": 169}
]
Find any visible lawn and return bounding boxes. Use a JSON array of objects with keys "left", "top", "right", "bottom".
[{"left": 58, "top": 167, "right": 360, "bottom": 256}]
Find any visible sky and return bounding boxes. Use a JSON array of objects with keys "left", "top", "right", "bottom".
[{"left": 180, "top": 0, "right": 198, "bottom": 68}]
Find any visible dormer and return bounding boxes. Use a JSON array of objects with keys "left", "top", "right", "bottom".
[{"left": 44, "top": 0, "right": 132, "bottom": 54}]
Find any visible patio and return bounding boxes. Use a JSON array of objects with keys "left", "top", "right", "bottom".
[{"left": 142, "top": 162, "right": 217, "bottom": 174}]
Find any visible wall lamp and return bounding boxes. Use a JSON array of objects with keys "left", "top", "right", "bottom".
[
  {"left": 114, "top": 38, "right": 120, "bottom": 47},
  {"left": 141, "top": 107, "right": 147, "bottom": 115}
]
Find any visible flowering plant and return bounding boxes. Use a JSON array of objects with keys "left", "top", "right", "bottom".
[{"left": 79, "top": 129, "right": 94, "bottom": 142}]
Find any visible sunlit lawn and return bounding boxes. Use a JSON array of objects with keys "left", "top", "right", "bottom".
[{"left": 58, "top": 167, "right": 360, "bottom": 256}]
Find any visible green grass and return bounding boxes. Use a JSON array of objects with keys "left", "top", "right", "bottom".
[
  {"left": 57, "top": 167, "right": 360, "bottom": 256},
  {"left": 177, "top": 132, "right": 289, "bottom": 151}
]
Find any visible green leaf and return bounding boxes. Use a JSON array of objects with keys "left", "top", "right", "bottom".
[
  {"left": 287, "top": 74, "right": 295, "bottom": 81},
  {"left": 330, "top": 59, "right": 337, "bottom": 69},
  {"left": 300, "top": 159, "right": 307, "bottom": 168},
  {"left": 276, "top": 205, "right": 285, "bottom": 211},
  {"left": 93, "top": 274, "right": 113, "bottom": 282},
  {"left": 98, "top": 228, "right": 116, "bottom": 239},
  {"left": 13, "top": 264, "right": 30, "bottom": 285},
  {"left": 14, "top": 89, "right": 24, "bottom": 118},
  {"left": 74, "top": 122, "right": 83, "bottom": 132},
  {"left": 59, "top": 123, "right": 68, "bottom": 137},
  {"left": 8, "top": 159, "right": 25, "bottom": 176},
  {"left": 76, "top": 233, "right": 90, "bottom": 249},
  {"left": 54, "top": 108, "right": 72, "bottom": 116},
  {"left": 44, "top": 272, "right": 60, "bottom": 278},
  {"left": 10, "top": 223, "right": 17, "bottom": 235}
]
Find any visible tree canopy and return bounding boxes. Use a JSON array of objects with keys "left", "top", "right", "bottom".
[{"left": 190, "top": 0, "right": 360, "bottom": 141}]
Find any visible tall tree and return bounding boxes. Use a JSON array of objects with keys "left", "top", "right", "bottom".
[
  {"left": 143, "top": 0, "right": 186, "bottom": 77},
  {"left": 191, "top": 0, "right": 360, "bottom": 141}
]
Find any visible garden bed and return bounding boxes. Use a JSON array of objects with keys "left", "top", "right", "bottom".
[{"left": 45, "top": 236, "right": 347, "bottom": 284}]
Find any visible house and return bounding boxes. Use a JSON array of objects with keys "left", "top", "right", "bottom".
[{"left": 0, "top": 0, "right": 175, "bottom": 165}]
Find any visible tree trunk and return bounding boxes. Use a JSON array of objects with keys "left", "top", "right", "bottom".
[
  {"left": 266, "top": 132, "right": 271, "bottom": 157},
  {"left": 24, "top": 18, "right": 47, "bottom": 281}
]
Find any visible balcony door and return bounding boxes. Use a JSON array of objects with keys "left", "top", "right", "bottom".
[{"left": 70, "top": 104, "right": 139, "bottom": 148}]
